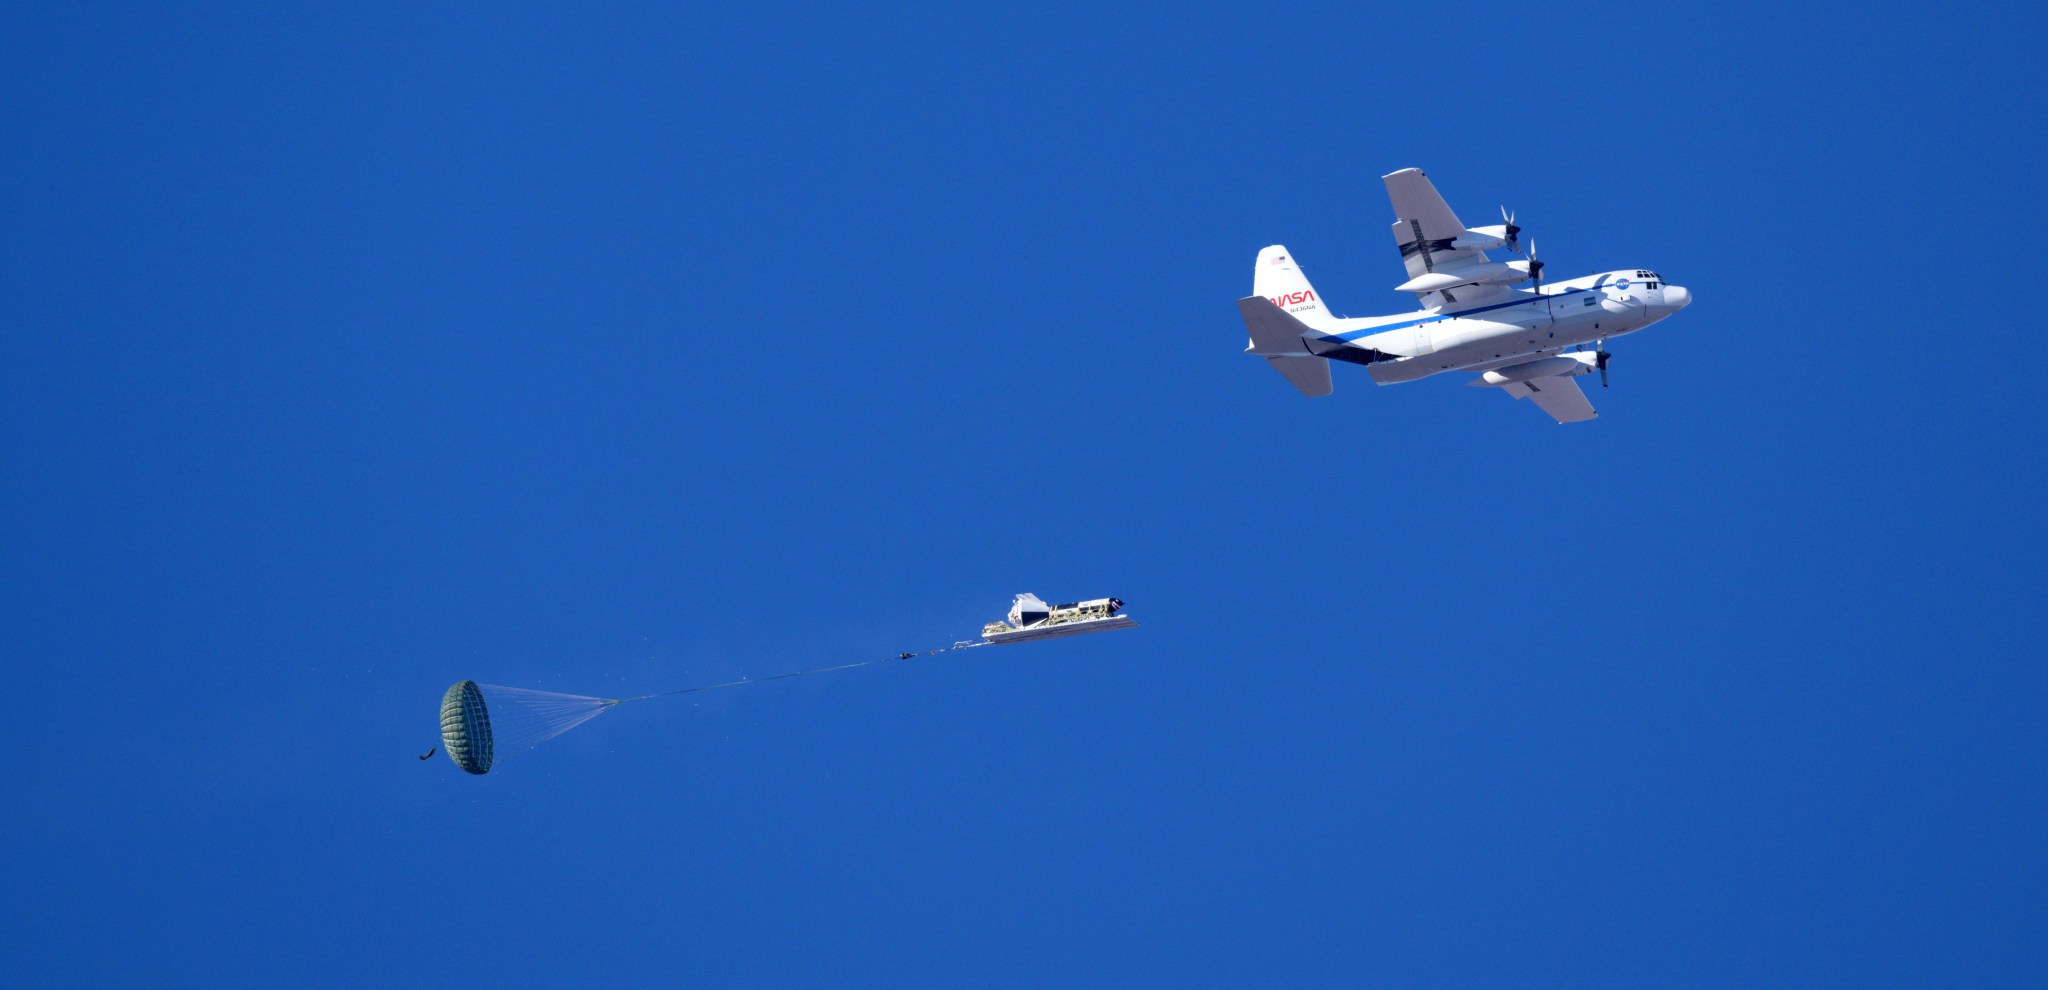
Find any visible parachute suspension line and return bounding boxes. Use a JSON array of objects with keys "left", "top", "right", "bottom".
[
  {"left": 610, "top": 642, "right": 985, "bottom": 706},
  {"left": 466, "top": 642, "right": 985, "bottom": 759},
  {"left": 474, "top": 685, "right": 618, "bottom": 751}
]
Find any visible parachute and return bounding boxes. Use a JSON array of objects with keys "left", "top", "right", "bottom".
[
  {"left": 439, "top": 680, "right": 493, "bottom": 775},
  {"left": 438, "top": 681, "right": 618, "bottom": 776}
]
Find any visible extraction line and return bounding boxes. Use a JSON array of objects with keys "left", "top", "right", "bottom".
[{"left": 605, "top": 641, "right": 988, "bottom": 706}]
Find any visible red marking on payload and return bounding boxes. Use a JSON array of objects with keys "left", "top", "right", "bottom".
[{"left": 1269, "top": 290, "right": 1316, "bottom": 308}]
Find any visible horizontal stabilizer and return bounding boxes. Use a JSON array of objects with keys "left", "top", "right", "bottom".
[
  {"left": 1237, "top": 295, "right": 1332, "bottom": 397},
  {"left": 1263, "top": 356, "right": 1332, "bottom": 397},
  {"left": 1238, "top": 295, "right": 1312, "bottom": 355},
  {"left": 1236, "top": 297, "right": 1335, "bottom": 397}
]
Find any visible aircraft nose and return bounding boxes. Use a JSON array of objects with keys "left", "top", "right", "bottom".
[{"left": 1663, "top": 285, "right": 1692, "bottom": 310}]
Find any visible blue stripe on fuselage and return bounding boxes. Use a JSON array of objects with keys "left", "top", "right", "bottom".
[{"left": 1329, "top": 281, "right": 1605, "bottom": 343}]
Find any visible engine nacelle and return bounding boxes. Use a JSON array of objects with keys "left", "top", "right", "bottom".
[
  {"left": 1450, "top": 224, "right": 1513, "bottom": 250},
  {"left": 1395, "top": 261, "right": 1525, "bottom": 294}
]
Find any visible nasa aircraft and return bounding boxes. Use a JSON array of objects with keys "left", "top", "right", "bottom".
[{"left": 1238, "top": 168, "right": 1691, "bottom": 423}]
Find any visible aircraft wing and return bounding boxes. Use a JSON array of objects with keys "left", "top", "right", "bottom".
[
  {"left": 1384, "top": 168, "right": 1488, "bottom": 283},
  {"left": 1500, "top": 375, "right": 1598, "bottom": 423}
]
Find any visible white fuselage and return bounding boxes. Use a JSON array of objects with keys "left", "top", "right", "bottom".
[{"left": 1312, "top": 270, "right": 1692, "bottom": 383}]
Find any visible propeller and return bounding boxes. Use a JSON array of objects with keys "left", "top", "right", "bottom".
[
  {"left": 1523, "top": 240, "right": 1544, "bottom": 288},
  {"left": 1499, "top": 205, "right": 1522, "bottom": 254},
  {"left": 1594, "top": 340, "right": 1612, "bottom": 387}
]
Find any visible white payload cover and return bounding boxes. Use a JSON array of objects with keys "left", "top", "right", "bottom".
[{"left": 979, "top": 593, "right": 1139, "bottom": 645}]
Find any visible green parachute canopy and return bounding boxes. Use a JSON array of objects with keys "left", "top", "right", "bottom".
[
  {"left": 440, "top": 680, "right": 494, "bottom": 775},
  {"left": 436, "top": 681, "right": 618, "bottom": 775}
]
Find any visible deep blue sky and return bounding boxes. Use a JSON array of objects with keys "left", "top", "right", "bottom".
[{"left": 5, "top": 2, "right": 2044, "bottom": 985}]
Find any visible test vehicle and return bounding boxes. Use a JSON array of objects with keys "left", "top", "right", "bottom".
[{"left": 973, "top": 594, "right": 1138, "bottom": 645}]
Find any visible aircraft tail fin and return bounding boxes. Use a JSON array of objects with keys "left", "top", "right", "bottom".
[{"left": 1251, "top": 245, "right": 1337, "bottom": 331}]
